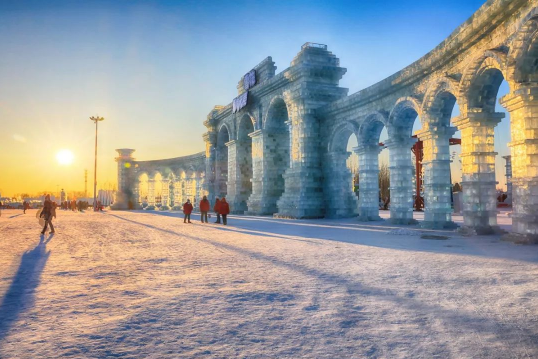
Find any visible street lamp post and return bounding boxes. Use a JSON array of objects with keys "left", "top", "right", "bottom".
[{"left": 90, "top": 116, "right": 105, "bottom": 211}]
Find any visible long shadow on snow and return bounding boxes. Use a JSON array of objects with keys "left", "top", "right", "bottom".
[
  {"left": 130, "top": 211, "right": 538, "bottom": 263},
  {"left": 104, "top": 213, "right": 537, "bottom": 356},
  {"left": 0, "top": 235, "right": 52, "bottom": 343},
  {"left": 209, "top": 226, "right": 322, "bottom": 244}
]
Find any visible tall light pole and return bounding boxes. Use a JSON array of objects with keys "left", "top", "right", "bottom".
[{"left": 90, "top": 116, "right": 104, "bottom": 211}]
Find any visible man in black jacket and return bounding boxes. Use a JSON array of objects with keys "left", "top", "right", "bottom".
[{"left": 40, "top": 194, "right": 55, "bottom": 235}]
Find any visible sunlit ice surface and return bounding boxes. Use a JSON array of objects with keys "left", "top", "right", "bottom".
[{"left": 0, "top": 210, "right": 537, "bottom": 358}]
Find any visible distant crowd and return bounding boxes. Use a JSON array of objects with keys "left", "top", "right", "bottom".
[
  {"left": 0, "top": 193, "right": 232, "bottom": 235},
  {"left": 59, "top": 200, "right": 104, "bottom": 212}
]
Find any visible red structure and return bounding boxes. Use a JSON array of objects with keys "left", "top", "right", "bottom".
[
  {"left": 411, "top": 135, "right": 461, "bottom": 211},
  {"left": 411, "top": 136, "right": 424, "bottom": 211}
]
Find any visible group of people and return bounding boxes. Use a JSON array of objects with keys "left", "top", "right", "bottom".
[
  {"left": 35, "top": 192, "right": 230, "bottom": 236},
  {"left": 60, "top": 200, "right": 104, "bottom": 212},
  {"left": 182, "top": 196, "right": 230, "bottom": 225},
  {"left": 61, "top": 200, "right": 82, "bottom": 211}
]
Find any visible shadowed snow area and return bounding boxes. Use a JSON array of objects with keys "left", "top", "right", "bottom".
[{"left": 0, "top": 209, "right": 537, "bottom": 358}]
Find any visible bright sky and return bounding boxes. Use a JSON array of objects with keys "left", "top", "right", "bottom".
[{"left": 1, "top": 0, "right": 511, "bottom": 197}]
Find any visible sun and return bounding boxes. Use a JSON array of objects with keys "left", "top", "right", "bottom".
[{"left": 56, "top": 149, "right": 74, "bottom": 165}]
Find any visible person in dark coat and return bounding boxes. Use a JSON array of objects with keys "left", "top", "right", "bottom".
[
  {"left": 23, "top": 201, "right": 29, "bottom": 214},
  {"left": 199, "top": 196, "right": 210, "bottom": 223},
  {"left": 213, "top": 197, "right": 221, "bottom": 224},
  {"left": 220, "top": 197, "right": 230, "bottom": 225},
  {"left": 40, "top": 194, "right": 55, "bottom": 234},
  {"left": 183, "top": 199, "right": 193, "bottom": 223}
]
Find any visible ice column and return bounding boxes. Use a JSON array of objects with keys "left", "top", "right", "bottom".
[
  {"left": 453, "top": 111, "right": 502, "bottom": 232},
  {"left": 246, "top": 130, "right": 265, "bottom": 214},
  {"left": 226, "top": 139, "right": 252, "bottom": 214},
  {"left": 276, "top": 109, "right": 326, "bottom": 218},
  {"left": 417, "top": 126, "right": 457, "bottom": 229},
  {"left": 386, "top": 137, "right": 418, "bottom": 224},
  {"left": 112, "top": 149, "right": 139, "bottom": 210},
  {"left": 215, "top": 146, "right": 228, "bottom": 199},
  {"left": 247, "top": 128, "right": 291, "bottom": 214},
  {"left": 179, "top": 180, "right": 186, "bottom": 205},
  {"left": 225, "top": 140, "right": 241, "bottom": 213},
  {"left": 172, "top": 180, "right": 180, "bottom": 207},
  {"left": 147, "top": 179, "right": 156, "bottom": 206},
  {"left": 275, "top": 44, "right": 347, "bottom": 218},
  {"left": 246, "top": 130, "right": 268, "bottom": 214},
  {"left": 161, "top": 179, "right": 169, "bottom": 208},
  {"left": 322, "top": 151, "right": 359, "bottom": 218},
  {"left": 132, "top": 178, "right": 139, "bottom": 207},
  {"left": 355, "top": 144, "right": 382, "bottom": 221},
  {"left": 500, "top": 87, "right": 538, "bottom": 241},
  {"left": 196, "top": 175, "right": 206, "bottom": 200},
  {"left": 203, "top": 136, "right": 216, "bottom": 203}
]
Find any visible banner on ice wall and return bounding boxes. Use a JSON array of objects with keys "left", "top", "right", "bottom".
[
  {"left": 232, "top": 92, "right": 248, "bottom": 113},
  {"left": 232, "top": 69, "right": 256, "bottom": 113},
  {"left": 243, "top": 69, "right": 256, "bottom": 91}
]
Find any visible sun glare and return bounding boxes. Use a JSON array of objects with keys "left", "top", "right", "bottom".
[{"left": 56, "top": 149, "right": 74, "bottom": 165}]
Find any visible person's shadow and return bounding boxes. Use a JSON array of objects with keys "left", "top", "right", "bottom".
[{"left": 0, "top": 235, "right": 52, "bottom": 343}]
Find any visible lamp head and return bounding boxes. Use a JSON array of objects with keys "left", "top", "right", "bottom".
[{"left": 89, "top": 116, "right": 105, "bottom": 122}]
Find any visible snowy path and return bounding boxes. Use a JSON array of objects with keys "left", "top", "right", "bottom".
[{"left": 0, "top": 209, "right": 537, "bottom": 358}]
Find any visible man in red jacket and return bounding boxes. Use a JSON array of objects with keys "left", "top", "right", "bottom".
[
  {"left": 199, "top": 196, "right": 210, "bottom": 223},
  {"left": 213, "top": 197, "right": 221, "bottom": 224},
  {"left": 183, "top": 199, "right": 193, "bottom": 223},
  {"left": 220, "top": 197, "right": 230, "bottom": 225}
]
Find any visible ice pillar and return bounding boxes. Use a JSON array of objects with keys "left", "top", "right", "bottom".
[
  {"left": 179, "top": 179, "right": 186, "bottom": 205},
  {"left": 246, "top": 130, "right": 265, "bottom": 214},
  {"left": 322, "top": 151, "right": 359, "bottom": 218},
  {"left": 147, "top": 179, "right": 155, "bottom": 206},
  {"left": 215, "top": 145, "right": 228, "bottom": 199},
  {"left": 203, "top": 133, "right": 217, "bottom": 204},
  {"left": 161, "top": 179, "right": 169, "bottom": 208},
  {"left": 112, "top": 149, "right": 139, "bottom": 210},
  {"left": 247, "top": 128, "right": 291, "bottom": 215},
  {"left": 275, "top": 44, "right": 347, "bottom": 218},
  {"left": 226, "top": 139, "right": 252, "bottom": 214},
  {"left": 276, "top": 109, "right": 326, "bottom": 218},
  {"left": 417, "top": 126, "right": 457, "bottom": 229},
  {"left": 386, "top": 137, "right": 418, "bottom": 224},
  {"left": 500, "top": 87, "right": 538, "bottom": 241},
  {"left": 453, "top": 111, "right": 503, "bottom": 232},
  {"left": 355, "top": 144, "right": 382, "bottom": 221}
]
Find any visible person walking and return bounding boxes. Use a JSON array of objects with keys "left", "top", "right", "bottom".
[
  {"left": 213, "top": 197, "right": 221, "bottom": 224},
  {"left": 183, "top": 199, "right": 193, "bottom": 223},
  {"left": 220, "top": 197, "right": 230, "bottom": 225},
  {"left": 40, "top": 194, "right": 56, "bottom": 235},
  {"left": 23, "top": 201, "right": 29, "bottom": 214},
  {"left": 199, "top": 196, "right": 210, "bottom": 223}
]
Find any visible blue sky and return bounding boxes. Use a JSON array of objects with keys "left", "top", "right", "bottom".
[{"left": 1, "top": 0, "right": 511, "bottom": 196}]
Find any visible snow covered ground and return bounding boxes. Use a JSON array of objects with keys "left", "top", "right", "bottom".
[{"left": 0, "top": 208, "right": 537, "bottom": 358}]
